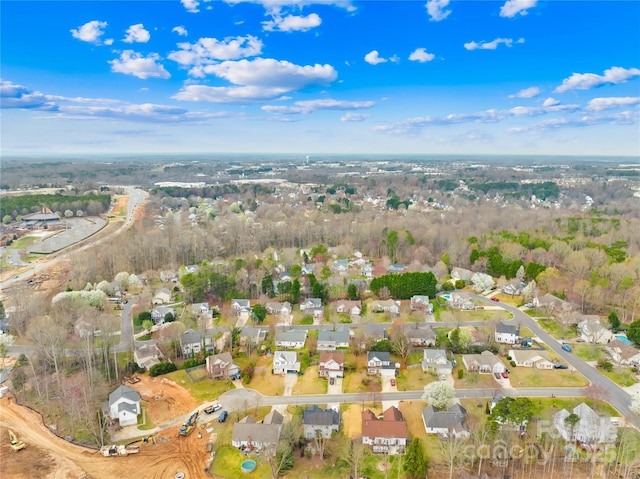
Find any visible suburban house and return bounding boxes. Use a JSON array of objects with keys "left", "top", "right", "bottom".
[
  {"left": 206, "top": 352, "right": 240, "bottom": 380},
  {"left": 577, "top": 319, "right": 614, "bottom": 344},
  {"left": 422, "top": 404, "right": 469, "bottom": 439},
  {"left": 180, "top": 329, "right": 202, "bottom": 357},
  {"left": 361, "top": 263, "right": 374, "bottom": 278},
  {"left": 134, "top": 342, "right": 162, "bottom": 370},
  {"left": 421, "top": 349, "right": 453, "bottom": 375},
  {"left": 273, "top": 351, "right": 300, "bottom": 374},
  {"left": 108, "top": 385, "right": 141, "bottom": 427},
  {"left": 446, "top": 292, "right": 475, "bottom": 310},
  {"left": 503, "top": 279, "right": 525, "bottom": 296},
  {"left": 367, "top": 351, "right": 397, "bottom": 377},
  {"left": 371, "top": 299, "right": 400, "bottom": 315},
  {"left": 553, "top": 403, "right": 617, "bottom": 445},
  {"left": 334, "top": 300, "right": 362, "bottom": 316},
  {"left": 232, "top": 410, "right": 284, "bottom": 450},
  {"left": 275, "top": 329, "right": 308, "bottom": 349},
  {"left": 410, "top": 295, "right": 432, "bottom": 312},
  {"left": 332, "top": 258, "right": 350, "bottom": 273},
  {"left": 303, "top": 406, "right": 340, "bottom": 439},
  {"left": 265, "top": 301, "right": 292, "bottom": 316},
  {"left": 152, "top": 288, "right": 172, "bottom": 305},
  {"left": 240, "top": 328, "right": 267, "bottom": 348},
  {"left": 407, "top": 325, "right": 437, "bottom": 347},
  {"left": 318, "top": 352, "right": 345, "bottom": 378},
  {"left": 317, "top": 327, "right": 350, "bottom": 351},
  {"left": 462, "top": 351, "right": 506, "bottom": 374},
  {"left": 604, "top": 339, "right": 640, "bottom": 366},
  {"left": 451, "top": 267, "right": 473, "bottom": 282},
  {"left": 495, "top": 322, "right": 519, "bottom": 344},
  {"left": 151, "top": 305, "right": 175, "bottom": 325},
  {"left": 191, "top": 302, "right": 212, "bottom": 318},
  {"left": 300, "top": 298, "right": 323, "bottom": 318},
  {"left": 534, "top": 293, "right": 572, "bottom": 312},
  {"left": 387, "top": 264, "right": 406, "bottom": 274},
  {"left": 508, "top": 349, "right": 554, "bottom": 369},
  {"left": 361, "top": 406, "right": 407, "bottom": 454},
  {"left": 231, "top": 299, "right": 251, "bottom": 315}
]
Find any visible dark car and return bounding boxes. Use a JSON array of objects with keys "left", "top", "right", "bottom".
[
  {"left": 554, "top": 364, "right": 569, "bottom": 369},
  {"left": 494, "top": 372, "right": 502, "bottom": 380},
  {"left": 329, "top": 377, "right": 335, "bottom": 385},
  {"left": 218, "top": 411, "right": 228, "bottom": 423}
]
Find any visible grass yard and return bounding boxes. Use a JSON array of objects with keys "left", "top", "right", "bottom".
[
  {"left": 212, "top": 445, "right": 272, "bottom": 479},
  {"left": 601, "top": 368, "right": 638, "bottom": 387},
  {"left": 8, "top": 236, "right": 37, "bottom": 249},
  {"left": 165, "top": 369, "right": 234, "bottom": 402},
  {"left": 399, "top": 400, "right": 428, "bottom": 440},
  {"left": 437, "top": 309, "right": 512, "bottom": 323},
  {"left": 292, "top": 366, "right": 327, "bottom": 395},
  {"left": 507, "top": 367, "right": 589, "bottom": 388},
  {"left": 573, "top": 343, "right": 604, "bottom": 362},
  {"left": 396, "top": 368, "right": 435, "bottom": 391},
  {"left": 246, "top": 367, "right": 285, "bottom": 396},
  {"left": 537, "top": 318, "right": 575, "bottom": 339},
  {"left": 532, "top": 397, "right": 619, "bottom": 420},
  {"left": 454, "top": 370, "right": 500, "bottom": 390},
  {"left": 342, "top": 403, "right": 363, "bottom": 438},
  {"left": 137, "top": 405, "right": 155, "bottom": 430}
]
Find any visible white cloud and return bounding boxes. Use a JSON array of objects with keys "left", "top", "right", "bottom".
[
  {"left": 262, "top": 98, "right": 375, "bottom": 114},
  {"left": 181, "top": 0, "right": 200, "bottom": 13},
  {"left": 174, "top": 58, "right": 337, "bottom": 103},
  {"left": 70, "top": 20, "right": 108, "bottom": 44},
  {"left": 409, "top": 48, "right": 435, "bottom": 63},
  {"left": 509, "top": 87, "right": 540, "bottom": 99},
  {"left": 364, "top": 50, "right": 388, "bottom": 65},
  {"left": 555, "top": 66, "right": 640, "bottom": 93},
  {"left": 169, "top": 35, "right": 263, "bottom": 67},
  {"left": 123, "top": 24, "right": 150, "bottom": 43},
  {"left": 172, "top": 26, "right": 189, "bottom": 36},
  {"left": 426, "top": 0, "right": 451, "bottom": 21},
  {"left": 500, "top": 0, "right": 537, "bottom": 18},
  {"left": 341, "top": 112, "right": 370, "bottom": 122},
  {"left": 104, "top": 38, "right": 114, "bottom": 46},
  {"left": 109, "top": 51, "right": 171, "bottom": 79},
  {"left": 586, "top": 96, "right": 640, "bottom": 111},
  {"left": 263, "top": 13, "right": 322, "bottom": 32},
  {"left": 464, "top": 38, "right": 517, "bottom": 50},
  {"left": 0, "top": 80, "right": 57, "bottom": 110},
  {"left": 225, "top": 0, "right": 356, "bottom": 13},
  {"left": 543, "top": 97, "right": 559, "bottom": 107}
]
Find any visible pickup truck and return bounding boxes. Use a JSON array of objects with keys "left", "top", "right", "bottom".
[{"left": 204, "top": 403, "right": 222, "bottom": 414}]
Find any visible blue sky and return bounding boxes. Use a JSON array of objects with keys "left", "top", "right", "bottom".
[{"left": 1, "top": 0, "right": 639, "bottom": 156}]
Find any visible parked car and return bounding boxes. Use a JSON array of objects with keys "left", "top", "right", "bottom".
[
  {"left": 218, "top": 411, "right": 228, "bottom": 423},
  {"left": 554, "top": 364, "right": 569, "bottom": 369},
  {"left": 329, "top": 377, "right": 335, "bottom": 385},
  {"left": 491, "top": 297, "right": 500, "bottom": 302},
  {"left": 562, "top": 344, "right": 572, "bottom": 352},
  {"left": 501, "top": 371, "right": 509, "bottom": 379},
  {"left": 494, "top": 372, "right": 502, "bottom": 380},
  {"left": 204, "top": 403, "right": 222, "bottom": 414},
  {"left": 439, "top": 374, "right": 447, "bottom": 381},
  {"left": 390, "top": 378, "right": 396, "bottom": 387}
]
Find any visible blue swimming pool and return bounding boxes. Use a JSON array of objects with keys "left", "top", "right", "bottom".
[
  {"left": 615, "top": 335, "right": 633, "bottom": 345},
  {"left": 441, "top": 293, "right": 452, "bottom": 301}
]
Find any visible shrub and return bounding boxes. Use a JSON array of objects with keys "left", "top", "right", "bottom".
[
  {"left": 510, "top": 361, "right": 517, "bottom": 368},
  {"left": 149, "top": 362, "right": 177, "bottom": 377},
  {"left": 457, "top": 369, "right": 464, "bottom": 379},
  {"left": 183, "top": 358, "right": 205, "bottom": 369},
  {"left": 300, "top": 315, "right": 314, "bottom": 325}
]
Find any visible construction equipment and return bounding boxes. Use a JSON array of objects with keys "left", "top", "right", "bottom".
[
  {"left": 126, "top": 376, "right": 141, "bottom": 384},
  {"left": 178, "top": 411, "right": 199, "bottom": 437},
  {"left": 100, "top": 444, "right": 140, "bottom": 456},
  {"left": 8, "top": 430, "right": 26, "bottom": 452}
]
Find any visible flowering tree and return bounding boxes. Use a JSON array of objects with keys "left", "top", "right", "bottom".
[
  {"left": 470, "top": 272, "right": 495, "bottom": 292},
  {"left": 422, "top": 381, "right": 455, "bottom": 409}
]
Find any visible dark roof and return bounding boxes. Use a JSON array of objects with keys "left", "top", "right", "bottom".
[
  {"left": 422, "top": 404, "right": 468, "bottom": 431},
  {"left": 303, "top": 405, "right": 340, "bottom": 426},
  {"left": 368, "top": 351, "right": 390, "bottom": 362},
  {"left": 109, "top": 385, "right": 141, "bottom": 406},
  {"left": 496, "top": 321, "right": 518, "bottom": 335}
]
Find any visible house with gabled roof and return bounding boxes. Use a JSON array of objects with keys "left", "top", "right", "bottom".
[
  {"left": 151, "top": 305, "right": 175, "bottom": 325},
  {"left": 387, "top": 264, "right": 406, "bottom": 274},
  {"left": 318, "top": 352, "right": 345, "bottom": 378},
  {"left": 605, "top": 339, "right": 640, "bottom": 366},
  {"left": 152, "top": 288, "right": 172, "bottom": 305},
  {"left": 317, "top": 327, "right": 350, "bottom": 351},
  {"left": 232, "top": 410, "right": 283, "bottom": 450},
  {"left": 407, "top": 325, "right": 437, "bottom": 347},
  {"left": 206, "top": 352, "right": 240, "bottom": 380},
  {"left": 180, "top": 329, "right": 202, "bottom": 357},
  {"left": 367, "top": 351, "right": 397, "bottom": 377},
  {"left": 410, "top": 295, "right": 432, "bottom": 312},
  {"left": 303, "top": 406, "right": 340, "bottom": 439},
  {"left": 462, "top": 351, "right": 506, "bottom": 374},
  {"left": 422, "top": 404, "right": 469, "bottom": 439},
  {"left": 191, "top": 302, "right": 212, "bottom": 318},
  {"left": 495, "top": 321, "right": 519, "bottom": 344},
  {"left": 577, "top": 319, "right": 614, "bottom": 344},
  {"left": 371, "top": 299, "right": 400, "bottom": 315},
  {"left": 275, "top": 329, "right": 308, "bottom": 349},
  {"left": 508, "top": 349, "right": 554, "bottom": 369},
  {"left": 108, "top": 385, "right": 141, "bottom": 427},
  {"left": 334, "top": 300, "right": 362, "bottom": 316},
  {"left": 231, "top": 299, "right": 251, "bottom": 315},
  {"left": 422, "top": 349, "right": 453, "bottom": 375},
  {"left": 134, "top": 342, "right": 162, "bottom": 370},
  {"left": 361, "top": 406, "right": 407, "bottom": 454},
  {"left": 332, "top": 258, "right": 350, "bottom": 273},
  {"left": 273, "top": 351, "right": 300, "bottom": 374},
  {"left": 451, "top": 267, "right": 473, "bottom": 282},
  {"left": 553, "top": 403, "right": 617, "bottom": 445},
  {"left": 265, "top": 301, "right": 291, "bottom": 316}
]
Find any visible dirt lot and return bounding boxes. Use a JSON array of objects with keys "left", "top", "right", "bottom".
[
  {"left": 128, "top": 375, "right": 198, "bottom": 426},
  {"left": 0, "top": 394, "right": 215, "bottom": 479}
]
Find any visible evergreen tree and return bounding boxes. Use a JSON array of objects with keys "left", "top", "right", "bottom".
[{"left": 403, "top": 438, "right": 428, "bottom": 479}]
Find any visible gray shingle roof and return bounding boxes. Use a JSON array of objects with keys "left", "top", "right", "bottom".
[{"left": 109, "top": 385, "right": 141, "bottom": 406}]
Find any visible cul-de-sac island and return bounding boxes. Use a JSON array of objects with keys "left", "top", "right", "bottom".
[{"left": 1, "top": 156, "right": 640, "bottom": 479}]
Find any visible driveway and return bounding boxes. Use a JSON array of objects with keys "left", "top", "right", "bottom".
[
  {"left": 326, "top": 377, "right": 343, "bottom": 411},
  {"left": 381, "top": 376, "right": 398, "bottom": 411}
]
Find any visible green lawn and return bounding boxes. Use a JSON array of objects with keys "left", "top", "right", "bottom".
[
  {"left": 292, "top": 366, "right": 327, "bottom": 395},
  {"left": 537, "top": 318, "right": 576, "bottom": 340},
  {"left": 165, "top": 369, "right": 234, "bottom": 402},
  {"left": 137, "top": 405, "right": 155, "bottom": 430},
  {"left": 601, "top": 368, "right": 638, "bottom": 387},
  {"left": 508, "top": 367, "right": 589, "bottom": 388},
  {"left": 573, "top": 343, "right": 604, "bottom": 362},
  {"left": 8, "top": 236, "right": 37, "bottom": 249},
  {"left": 437, "top": 309, "right": 512, "bottom": 322},
  {"left": 396, "top": 368, "right": 434, "bottom": 391}
]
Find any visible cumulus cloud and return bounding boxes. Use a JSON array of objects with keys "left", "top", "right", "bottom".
[
  {"left": 543, "top": 97, "right": 559, "bottom": 107},
  {"left": 555, "top": 66, "right": 640, "bottom": 93},
  {"left": 225, "top": 0, "right": 356, "bottom": 13},
  {"left": 172, "top": 26, "right": 189, "bottom": 36},
  {"left": 586, "top": 96, "right": 640, "bottom": 111},
  {"left": 262, "top": 98, "right": 375, "bottom": 114},
  {"left": 364, "top": 50, "right": 388, "bottom": 65},
  {"left": 109, "top": 51, "right": 171, "bottom": 79},
  {"left": 509, "top": 87, "right": 540, "bottom": 99},
  {"left": 70, "top": 20, "right": 108, "bottom": 44},
  {"left": 500, "top": 0, "right": 537, "bottom": 18},
  {"left": 341, "top": 112, "right": 370, "bottom": 122},
  {"left": 426, "top": 0, "right": 451, "bottom": 21},
  {"left": 0, "top": 80, "right": 58, "bottom": 110},
  {"left": 464, "top": 38, "right": 519, "bottom": 50},
  {"left": 181, "top": 0, "right": 200, "bottom": 13},
  {"left": 173, "top": 58, "right": 337, "bottom": 103},
  {"left": 169, "top": 35, "right": 263, "bottom": 68},
  {"left": 123, "top": 24, "right": 150, "bottom": 43},
  {"left": 409, "top": 48, "right": 435, "bottom": 63},
  {"left": 263, "top": 12, "right": 321, "bottom": 32}
]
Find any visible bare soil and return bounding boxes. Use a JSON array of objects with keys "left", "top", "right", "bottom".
[
  {"left": 0, "top": 394, "right": 214, "bottom": 479},
  {"left": 129, "top": 375, "right": 198, "bottom": 425}
]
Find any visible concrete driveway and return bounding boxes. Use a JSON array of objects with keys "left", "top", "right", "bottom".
[
  {"left": 326, "top": 377, "right": 343, "bottom": 411},
  {"left": 381, "top": 376, "right": 398, "bottom": 410},
  {"left": 283, "top": 373, "right": 298, "bottom": 396}
]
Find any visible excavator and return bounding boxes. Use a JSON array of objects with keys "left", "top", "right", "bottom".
[
  {"left": 178, "top": 411, "right": 199, "bottom": 437},
  {"left": 8, "top": 430, "right": 26, "bottom": 452}
]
